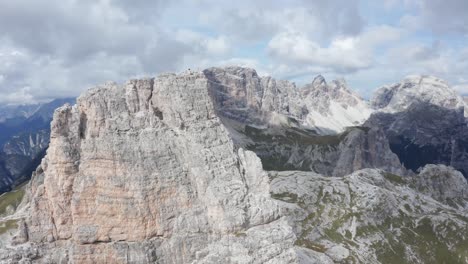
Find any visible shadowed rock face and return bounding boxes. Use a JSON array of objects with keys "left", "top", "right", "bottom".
[
  {"left": 366, "top": 102, "right": 468, "bottom": 177},
  {"left": 368, "top": 75, "right": 468, "bottom": 178},
  {"left": 0, "top": 98, "right": 75, "bottom": 194},
  {"left": 218, "top": 120, "right": 406, "bottom": 177}
]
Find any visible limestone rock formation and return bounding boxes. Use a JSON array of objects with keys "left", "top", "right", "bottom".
[
  {"left": 205, "top": 67, "right": 372, "bottom": 134},
  {"left": 0, "top": 72, "right": 297, "bottom": 263},
  {"left": 1, "top": 67, "right": 467, "bottom": 264},
  {"left": 413, "top": 164, "right": 468, "bottom": 208},
  {"left": 368, "top": 75, "right": 468, "bottom": 178},
  {"left": 219, "top": 120, "right": 406, "bottom": 177},
  {"left": 206, "top": 67, "right": 401, "bottom": 176}
]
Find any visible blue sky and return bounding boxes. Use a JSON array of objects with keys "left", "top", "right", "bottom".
[{"left": 0, "top": 0, "right": 467, "bottom": 104}]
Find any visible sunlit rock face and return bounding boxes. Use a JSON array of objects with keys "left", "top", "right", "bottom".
[{"left": 1, "top": 71, "right": 297, "bottom": 263}]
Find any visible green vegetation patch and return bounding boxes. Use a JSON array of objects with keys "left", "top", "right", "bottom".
[
  {"left": 0, "top": 188, "right": 25, "bottom": 216},
  {"left": 367, "top": 216, "right": 468, "bottom": 264},
  {"left": 233, "top": 231, "right": 247, "bottom": 238},
  {"left": 383, "top": 172, "right": 406, "bottom": 185},
  {"left": 294, "top": 239, "right": 327, "bottom": 253},
  {"left": 244, "top": 124, "right": 345, "bottom": 146},
  {"left": 271, "top": 192, "right": 299, "bottom": 203},
  {"left": 0, "top": 219, "right": 18, "bottom": 235}
]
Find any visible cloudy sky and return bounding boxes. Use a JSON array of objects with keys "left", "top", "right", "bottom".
[{"left": 0, "top": 0, "right": 467, "bottom": 104}]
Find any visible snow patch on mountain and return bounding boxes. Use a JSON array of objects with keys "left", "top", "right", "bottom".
[
  {"left": 205, "top": 67, "right": 373, "bottom": 135},
  {"left": 299, "top": 77, "right": 374, "bottom": 133},
  {"left": 304, "top": 100, "right": 373, "bottom": 133}
]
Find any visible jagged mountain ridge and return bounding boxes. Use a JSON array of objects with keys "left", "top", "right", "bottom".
[
  {"left": 0, "top": 104, "right": 42, "bottom": 123},
  {"left": 205, "top": 67, "right": 406, "bottom": 177},
  {"left": 0, "top": 98, "right": 75, "bottom": 193},
  {"left": 0, "top": 67, "right": 467, "bottom": 263},
  {"left": 205, "top": 67, "right": 373, "bottom": 135}
]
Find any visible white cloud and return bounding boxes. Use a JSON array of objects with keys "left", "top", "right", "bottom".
[
  {"left": 267, "top": 26, "right": 402, "bottom": 73},
  {"left": 0, "top": 0, "right": 467, "bottom": 104},
  {"left": 0, "top": 86, "right": 35, "bottom": 105},
  {"left": 453, "top": 84, "right": 468, "bottom": 95},
  {"left": 175, "top": 30, "right": 231, "bottom": 56}
]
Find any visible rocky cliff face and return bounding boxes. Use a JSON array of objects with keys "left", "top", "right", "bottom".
[
  {"left": 1, "top": 72, "right": 297, "bottom": 263},
  {"left": 1, "top": 67, "right": 467, "bottom": 263}
]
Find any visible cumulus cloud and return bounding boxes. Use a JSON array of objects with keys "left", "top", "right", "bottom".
[
  {"left": 0, "top": 0, "right": 467, "bottom": 104},
  {"left": 0, "top": 87, "right": 35, "bottom": 105},
  {"left": 418, "top": 0, "right": 468, "bottom": 34},
  {"left": 392, "top": 0, "right": 468, "bottom": 34},
  {"left": 0, "top": 0, "right": 200, "bottom": 104},
  {"left": 199, "top": 0, "right": 364, "bottom": 43},
  {"left": 267, "top": 26, "right": 402, "bottom": 73}
]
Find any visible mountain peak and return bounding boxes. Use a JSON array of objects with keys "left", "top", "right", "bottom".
[
  {"left": 332, "top": 77, "right": 347, "bottom": 88},
  {"left": 402, "top": 74, "right": 449, "bottom": 87},
  {"left": 312, "top": 75, "right": 326, "bottom": 87},
  {"left": 372, "top": 75, "right": 466, "bottom": 116}
]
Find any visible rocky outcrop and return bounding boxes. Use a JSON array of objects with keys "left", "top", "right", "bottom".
[
  {"left": 332, "top": 127, "right": 406, "bottom": 177},
  {"left": 205, "top": 67, "right": 401, "bottom": 177},
  {"left": 368, "top": 75, "right": 468, "bottom": 178},
  {"left": 412, "top": 164, "right": 468, "bottom": 208},
  {"left": 270, "top": 168, "right": 468, "bottom": 263},
  {"left": 0, "top": 72, "right": 297, "bottom": 263}
]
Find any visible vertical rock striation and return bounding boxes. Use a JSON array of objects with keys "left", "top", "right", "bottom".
[{"left": 3, "top": 72, "right": 297, "bottom": 263}]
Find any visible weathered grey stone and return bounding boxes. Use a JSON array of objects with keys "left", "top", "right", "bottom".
[{"left": 0, "top": 70, "right": 297, "bottom": 263}]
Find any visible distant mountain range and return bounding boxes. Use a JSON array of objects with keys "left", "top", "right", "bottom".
[{"left": 0, "top": 98, "right": 75, "bottom": 193}]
